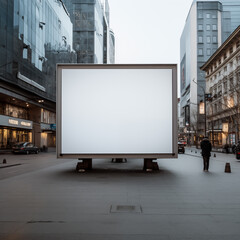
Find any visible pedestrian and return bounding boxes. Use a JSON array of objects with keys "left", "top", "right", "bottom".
[
  {"left": 235, "top": 141, "right": 240, "bottom": 159},
  {"left": 200, "top": 136, "right": 212, "bottom": 172}
]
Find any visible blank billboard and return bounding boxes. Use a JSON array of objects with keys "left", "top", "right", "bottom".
[{"left": 57, "top": 64, "right": 177, "bottom": 158}]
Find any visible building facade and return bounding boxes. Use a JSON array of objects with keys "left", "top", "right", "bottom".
[
  {"left": 62, "top": 0, "right": 115, "bottom": 64},
  {"left": 201, "top": 26, "right": 240, "bottom": 148},
  {"left": 180, "top": 0, "right": 240, "bottom": 145},
  {"left": 0, "top": 0, "right": 76, "bottom": 149}
]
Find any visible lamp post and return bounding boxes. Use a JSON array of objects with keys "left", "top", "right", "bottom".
[{"left": 193, "top": 79, "right": 207, "bottom": 137}]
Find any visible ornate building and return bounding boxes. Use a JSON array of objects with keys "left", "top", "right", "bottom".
[{"left": 201, "top": 26, "right": 240, "bottom": 147}]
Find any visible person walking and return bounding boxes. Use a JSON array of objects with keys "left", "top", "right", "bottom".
[{"left": 200, "top": 137, "right": 212, "bottom": 172}]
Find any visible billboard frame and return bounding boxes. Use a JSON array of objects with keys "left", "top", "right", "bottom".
[{"left": 57, "top": 64, "right": 178, "bottom": 159}]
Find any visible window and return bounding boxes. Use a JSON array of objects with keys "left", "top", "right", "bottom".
[
  {"left": 224, "top": 81, "right": 227, "bottom": 93},
  {"left": 230, "top": 47, "right": 233, "bottom": 54},
  {"left": 237, "top": 41, "right": 240, "bottom": 48},
  {"left": 224, "top": 53, "right": 227, "bottom": 59},
  {"left": 218, "top": 101, "right": 222, "bottom": 111},
  {"left": 214, "top": 103, "right": 218, "bottom": 113},
  {"left": 207, "top": 36, "right": 211, "bottom": 43},
  {"left": 206, "top": 13, "right": 211, "bottom": 18},
  {"left": 206, "top": 24, "right": 211, "bottom": 31},
  {"left": 229, "top": 77, "right": 234, "bottom": 89},
  {"left": 218, "top": 59, "right": 222, "bottom": 65},
  {"left": 198, "top": 36, "right": 203, "bottom": 43},
  {"left": 207, "top": 48, "right": 211, "bottom": 56},
  {"left": 212, "top": 24, "right": 217, "bottom": 30},
  {"left": 224, "top": 66, "right": 227, "bottom": 72},
  {"left": 198, "top": 12, "right": 203, "bottom": 19},
  {"left": 218, "top": 85, "right": 222, "bottom": 97},
  {"left": 212, "top": 14, "right": 217, "bottom": 19},
  {"left": 198, "top": 48, "right": 203, "bottom": 56},
  {"left": 212, "top": 36, "right": 217, "bottom": 43},
  {"left": 228, "top": 96, "right": 234, "bottom": 108},
  {"left": 198, "top": 24, "right": 203, "bottom": 31},
  {"left": 230, "top": 61, "right": 233, "bottom": 68}
]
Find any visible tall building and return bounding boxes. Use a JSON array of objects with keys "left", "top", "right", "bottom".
[
  {"left": 62, "top": 0, "right": 115, "bottom": 64},
  {"left": 180, "top": 0, "right": 240, "bottom": 145},
  {"left": 0, "top": 0, "right": 76, "bottom": 149},
  {"left": 201, "top": 26, "right": 240, "bottom": 147}
]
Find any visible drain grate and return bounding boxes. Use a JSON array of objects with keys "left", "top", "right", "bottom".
[{"left": 110, "top": 205, "right": 142, "bottom": 213}]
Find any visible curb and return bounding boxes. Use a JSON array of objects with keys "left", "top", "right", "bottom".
[{"left": 0, "top": 163, "right": 22, "bottom": 169}]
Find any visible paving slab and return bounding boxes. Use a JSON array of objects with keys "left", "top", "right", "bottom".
[{"left": 0, "top": 152, "right": 240, "bottom": 239}]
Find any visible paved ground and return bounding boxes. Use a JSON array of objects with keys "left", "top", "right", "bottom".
[{"left": 0, "top": 150, "right": 240, "bottom": 240}]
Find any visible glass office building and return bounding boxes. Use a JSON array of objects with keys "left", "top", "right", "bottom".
[
  {"left": 62, "top": 0, "right": 115, "bottom": 63},
  {"left": 180, "top": 0, "right": 240, "bottom": 145},
  {"left": 0, "top": 0, "right": 76, "bottom": 149}
]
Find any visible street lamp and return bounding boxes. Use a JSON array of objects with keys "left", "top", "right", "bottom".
[{"left": 192, "top": 79, "right": 207, "bottom": 137}]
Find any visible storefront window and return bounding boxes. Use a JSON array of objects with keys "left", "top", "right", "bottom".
[
  {"left": 41, "top": 108, "right": 56, "bottom": 124},
  {"left": 0, "top": 128, "right": 32, "bottom": 149},
  {"left": 5, "top": 104, "right": 29, "bottom": 119}
]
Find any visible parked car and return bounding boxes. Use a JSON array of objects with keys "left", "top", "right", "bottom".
[
  {"left": 179, "top": 139, "right": 187, "bottom": 146},
  {"left": 178, "top": 142, "right": 185, "bottom": 154},
  {"left": 12, "top": 142, "right": 39, "bottom": 154}
]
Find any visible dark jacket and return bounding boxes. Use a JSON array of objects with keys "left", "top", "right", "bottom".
[{"left": 201, "top": 138, "right": 212, "bottom": 157}]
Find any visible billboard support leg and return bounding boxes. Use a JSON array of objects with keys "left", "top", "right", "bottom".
[
  {"left": 111, "top": 158, "right": 127, "bottom": 163},
  {"left": 76, "top": 159, "right": 92, "bottom": 171},
  {"left": 143, "top": 159, "right": 159, "bottom": 171}
]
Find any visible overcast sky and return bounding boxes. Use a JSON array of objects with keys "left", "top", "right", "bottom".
[{"left": 108, "top": 0, "right": 194, "bottom": 65}]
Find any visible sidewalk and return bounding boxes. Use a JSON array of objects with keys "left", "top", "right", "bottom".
[
  {"left": 185, "top": 146, "right": 238, "bottom": 163},
  {"left": 0, "top": 148, "right": 56, "bottom": 169}
]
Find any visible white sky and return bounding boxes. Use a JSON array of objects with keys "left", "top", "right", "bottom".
[{"left": 108, "top": 0, "right": 193, "bottom": 65}]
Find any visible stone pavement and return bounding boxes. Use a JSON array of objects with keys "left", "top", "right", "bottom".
[{"left": 1, "top": 152, "right": 240, "bottom": 240}]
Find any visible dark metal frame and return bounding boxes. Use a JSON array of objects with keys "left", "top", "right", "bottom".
[{"left": 56, "top": 64, "right": 178, "bottom": 159}]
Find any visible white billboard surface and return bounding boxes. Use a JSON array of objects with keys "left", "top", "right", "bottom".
[{"left": 58, "top": 65, "right": 177, "bottom": 157}]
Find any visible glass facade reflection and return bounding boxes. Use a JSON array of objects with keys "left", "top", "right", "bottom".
[
  {"left": 0, "top": 0, "right": 76, "bottom": 149},
  {"left": 62, "top": 0, "right": 115, "bottom": 63}
]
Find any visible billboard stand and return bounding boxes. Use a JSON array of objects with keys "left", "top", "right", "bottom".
[
  {"left": 76, "top": 159, "right": 92, "bottom": 171},
  {"left": 111, "top": 158, "right": 127, "bottom": 163},
  {"left": 57, "top": 64, "right": 178, "bottom": 171},
  {"left": 143, "top": 159, "right": 159, "bottom": 171}
]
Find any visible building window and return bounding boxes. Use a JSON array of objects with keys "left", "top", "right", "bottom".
[
  {"left": 212, "top": 14, "right": 217, "bottom": 19},
  {"left": 198, "top": 36, "right": 203, "bottom": 43},
  {"left": 229, "top": 77, "right": 234, "bottom": 89},
  {"left": 198, "top": 48, "right": 203, "bottom": 56},
  {"left": 224, "top": 66, "right": 227, "bottom": 72},
  {"left": 212, "top": 36, "right": 217, "bottom": 43},
  {"left": 206, "top": 24, "right": 211, "bottom": 31},
  {"left": 224, "top": 81, "right": 227, "bottom": 93},
  {"left": 229, "top": 61, "right": 233, "bottom": 68},
  {"left": 41, "top": 109, "right": 56, "bottom": 124},
  {"left": 206, "top": 13, "right": 211, "bottom": 18},
  {"left": 198, "top": 12, "right": 203, "bottom": 19},
  {"left": 198, "top": 24, "right": 203, "bottom": 31},
  {"left": 207, "top": 36, "right": 211, "bottom": 43},
  {"left": 212, "top": 24, "right": 217, "bottom": 30},
  {"left": 214, "top": 103, "right": 217, "bottom": 113},
  {"left": 218, "top": 58, "right": 222, "bottom": 65},
  {"left": 237, "top": 41, "right": 240, "bottom": 48},
  {"left": 230, "top": 47, "right": 233, "bottom": 54},
  {"left": 218, "top": 101, "right": 222, "bottom": 111},
  {"left": 207, "top": 48, "right": 211, "bottom": 56},
  {"left": 224, "top": 53, "right": 227, "bottom": 59},
  {"left": 227, "top": 96, "right": 234, "bottom": 108}
]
